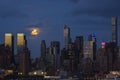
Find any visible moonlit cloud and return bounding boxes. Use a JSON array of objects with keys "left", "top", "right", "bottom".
[
  {"left": 31, "top": 28, "right": 40, "bottom": 36},
  {"left": 26, "top": 26, "right": 41, "bottom": 36}
]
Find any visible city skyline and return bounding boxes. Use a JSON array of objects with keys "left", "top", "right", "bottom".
[{"left": 0, "top": 0, "right": 120, "bottom": 58}]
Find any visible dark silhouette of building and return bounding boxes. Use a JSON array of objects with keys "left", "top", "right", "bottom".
[
  {"left": 41, "top": 40, "right": 46, "bottom": 59},
  {"left": 96, "top": 46, "right": 108, "bottom": 73},
  {"left": 112, "top": 17, "right": 118, "bottom": 46},
  {"left": 45, "top": 47, "right": 54, "bottom": 75},
  {"left": 18, "top": 47, "right": 31, "bottom": 75},
  {"left": 0, "top": 44, "right": 12, "bottom": 69},
  {"left": 115, "top": 47, "right": 120, "bottom": 70},
  {"left": 74, "top": 36, "right": 84, "bottom": 72},
  {"left": 96, "top": 42, "right": 118, "bottom": 73},
  {"left": 105, "top": 42, "right": 117, "bottom": 71},
  {"left": 50, "top": 41, "right": 60, "bottom": 70},
  {"left": 39, "top": 40, "right": 47, "bottom": 71},
  {"left": 44, "top": 41, "right": 60, "bottom": 75},
  {"left": 68, "top": 43, "right": 76, "bottom": 76}
]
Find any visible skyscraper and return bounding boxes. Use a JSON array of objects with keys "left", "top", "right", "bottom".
[
  {"left": 40, "top": 40, "right": 46, "bottom": 71},
  {"left": 4, "top": 33, "right": 14, "bottom": 63},
  {"left": 17, "top": 33, "right": 27, "bottom": 54},
  {"left": 74, "top": 36, "right": 84, "bottom": 72},
  {"left": 83, "top": 41, "right": 93, "bottom": 60},
  {"left": 18, "top": 47, "right": 31, "bottom": 75},
  {"left": 88, "top": 33, "right": 97, "bottom": 61},
  {"left": 64, "top": 25, "right": 71, "bottom": 49},
  {"left": 5, "top": 33, "right": 14, "bottom": 48},
  {"left": 83, "top": 34, "right": 97, "bottom": 61},
  {"left": 17, "top": 33, "right": 30, "bottom": 75},
  {"left": 51, "top": 41, "right": 60, "bottom": 55},
  {"left": 41, "top": 40, "right": 46, "bottom": 59},
  {"left": 50, "top": 41, "right": 60, "bottom": 70},
  {"left": 75, "top": 36, "right": 84, "bottom": 57},
  {"left": 112, "top": 17, "right": 117, "bottom": 46}
]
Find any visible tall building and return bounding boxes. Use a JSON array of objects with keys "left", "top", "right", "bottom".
[
  {"left": 74, "top": 36, "right": 84, "bottom": 72},
  {"left": 40, "top": 40, "right": 46, "bottom": 71},
  {"left": 19, "top": 47, "right": 31, "bottom": 75},
  {"left": 4, "top": 33, "right": 14, "bottom": 64},
  {"left": 17, "top": 33, "right": 30, "bottom": 75},
  {"left": 88, "top": 33, "right": 97, "bottom": 61},
  {"left": 112, "top": 17, "right": 117, "bottom": 46},
  {"left": 116, "top": 47, "right": 120, "bottom": 70},
  {"left": 83, "top": 41, "right": 93, "bottom": 60},
  {"left": 96, "top": 46, "right": 108, "bottom": 72},
  {"left": 17, "top": 33, "right": 27, "bottom": 54},
  {"left": 41, "top": 40, "right": 46, "bottom": 59},
  {"left": 118, "top": 47, "right": 120, "bottom": 56},
  {"left": 44, "top": 41, "right": 60, "bottom": 75},
  {"left": 5, "top": 33, "right": 14, "bottom": 48},
  {"left": 105, "top": 42, "right": 115, "bottom": 71},
  {"left": 64, "top": 25, "right": 71, "bottom": 49},
  {"left": 51, "top": 41, "right": 60, "bottom": 70},
  {"left": 67, "top": 43, "right": 76, "bottom": 75},
  {"left": 51, "top": 41, "right": 60, "bottom": 55},
  {"left": 75, "top": 36, "right": 84, "bottom": 58}
]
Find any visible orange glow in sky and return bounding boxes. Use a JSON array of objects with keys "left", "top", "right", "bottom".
[{"left": 31, "top": 28, "right": 40, "bottom": 36}]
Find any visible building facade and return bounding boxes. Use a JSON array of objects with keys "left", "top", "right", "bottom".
[
  {"left": 83, "top": 41, "right": 94, "bottom": 61},
  {"left": 17, "top": 33, "right": 30, "bottom": 75},
  {"left": 64, "top": 25, "right": 71, "bottom": 49},
  {"left": 4, "top": 33, "right": 15, "bottom": 64}
]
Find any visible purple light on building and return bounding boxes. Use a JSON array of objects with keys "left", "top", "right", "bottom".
[{"left": 101, "top": 42, "right": 106, "bottom": 46}]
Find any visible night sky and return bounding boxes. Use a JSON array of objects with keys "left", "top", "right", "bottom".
[{"left": 0, "top": 0, "right": 120, "bottom": 58}]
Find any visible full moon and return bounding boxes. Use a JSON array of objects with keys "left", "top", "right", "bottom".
[{"left": 31, "top": 28, "right": 40, "bottom": 36}]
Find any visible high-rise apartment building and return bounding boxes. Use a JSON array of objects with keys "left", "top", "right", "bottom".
[
  {"left": 64, "top": 25, "right": 71, "bottom": 49},
  {"left": 112, "top": 17, "right": 117, "bottom": 46}
]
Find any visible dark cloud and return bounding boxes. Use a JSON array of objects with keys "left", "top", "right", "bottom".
[
  {"left": 71, "top": 0, "right": 120, "bottom": 17},
  {"left": 69, "top": 0, "right": 80, "bottom": 4},
  {"left": 0, "top": 10, "right": 28, "bottom": 19},
  {"left": 0, "top": 1, "right": 28, "bottom": 19}
]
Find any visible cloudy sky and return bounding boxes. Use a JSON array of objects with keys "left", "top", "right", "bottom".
[{"left": 0, "top": 0, "right": 120, "bottom": 58}]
